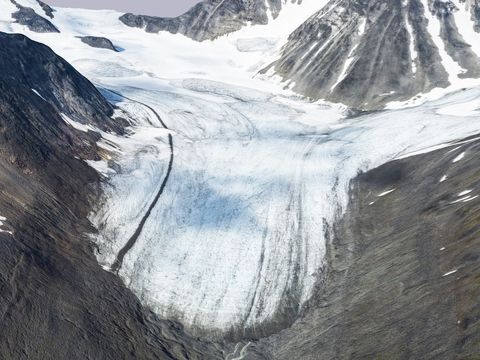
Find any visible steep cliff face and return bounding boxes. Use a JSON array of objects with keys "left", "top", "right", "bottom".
[
  {"left": 266, "top": 0, "right": 480, "bottom": 109},
  {"left": 0, "top": 32, "right": 104, "bottom": 172},
  {"left": 119, "top": 0, "right": 302, "bottom": 41}
]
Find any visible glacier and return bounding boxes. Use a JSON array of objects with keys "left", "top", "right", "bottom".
[{"left": 5, "top": 0, "right": 480, "bottom": 336}]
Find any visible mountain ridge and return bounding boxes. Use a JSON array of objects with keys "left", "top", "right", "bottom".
[{"left": 119, "top": 0, "right": 297, "bottom": 42}]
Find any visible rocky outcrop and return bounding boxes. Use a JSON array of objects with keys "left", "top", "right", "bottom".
[
  {"left": 119, "top": 0, "right": 301, "bottom": 42},
  {"left": 36, "top": 0, "right": 54, "bottom": 19},
  {"left": 78, "top": 36, "right": 118, "bottom": 52},
  {"left": 265, "top": 0, "right": 480, "bottom": 110},
  {"left": 11, "top": 0, "right": 58, "bottom": 33}
]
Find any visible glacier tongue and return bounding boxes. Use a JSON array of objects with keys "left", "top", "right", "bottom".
[
  {"left": 90, "top": 84, "right": 339, "bottom": 333},
  {"left": 88, "top": 79, "right": 480, "bottom": 336}
]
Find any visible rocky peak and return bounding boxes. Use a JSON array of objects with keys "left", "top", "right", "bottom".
[{"left": 119, "top": 0, "right": 302, "bottom": 41}]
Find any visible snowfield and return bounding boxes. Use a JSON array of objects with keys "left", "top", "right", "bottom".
[{"left": 5, "top": 0, "right": 480, "bottom": 335}]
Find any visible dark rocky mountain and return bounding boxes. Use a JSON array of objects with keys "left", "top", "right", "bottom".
[
  {"left": 120, "top": 0, "right": 301, "bottom": 41},
  {"left": 264, "top": 0, "right": 480, "bottom": 110},
  {"left": 0, "top": 32, "right": 123, "bottom": 133},
  {"left": 11, "top": 0, "right": 58, "bottom": 33},
  {"left": 77, "top": 36, "right": 118, "bottom": 52},
  {"left": 0, "top": 31, "right": 224, "bottom": 359}
]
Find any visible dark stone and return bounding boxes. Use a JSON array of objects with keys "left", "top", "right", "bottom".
[{"left": 77, "top": 36, "right": 118, "bottom": 52}]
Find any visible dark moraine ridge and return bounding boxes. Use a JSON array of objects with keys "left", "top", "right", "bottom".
[
  {"left": 111, "top": 133, "right": 174, "bottom": 273},
  {"left": 102, "top": 89, "right": 174, "bottom": 274},
  {"left": 247, "top": 134, "right": 480, "bottom": 359}
]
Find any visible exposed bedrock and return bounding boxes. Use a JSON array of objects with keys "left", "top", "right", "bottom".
[
  {"left": 77, "top": 36, "right": 118, "bottom": 52},
  {"left": 248, "top": 134, "right": 480, "bottom": 359},
  {"left": 36, "top": 0, "right": 54, "bottom": 18},
  {"left": 119, "top": 0, "right": 302, "bottom": 42}
]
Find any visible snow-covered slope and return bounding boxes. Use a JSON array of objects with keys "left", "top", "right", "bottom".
[{"left": 4, "top": 0, "right": 480, "bottom": 339}]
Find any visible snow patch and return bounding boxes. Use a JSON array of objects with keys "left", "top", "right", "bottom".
[
  {"left": 61, "top": 114, "right": 93, "bottom": 132},
  {"left": 450, "top": 195, "right": 478, "bottom": 204},
  {"left": 31, "top": 88, "right": 46, "bottom": 101},
  {"left": 358, "top": 18, "right": 367, "bottom": 36},
  {"left": 405, "top": 13, "right": 417, "bottom": 73},
  {"left": 378, "top": 189, "right": 396, "bottom": 197},
  {"left": 453, "top": 1, "right": 480, "bottom": 59},
  {"left": 446, "top": 146, "right": 461, "bottom": 154},
  {"left": 453, "top": 152, "right": 465, "bottom": 163},
  {"left": 419, "top": 0, "right": 466, "bottom": 84},
  {"left": 443, "top": 269, "right": 458, "bottom": 277},
  {"left": 379, "top": 91, "right": 396, "bottom": 97},
  {"left": 0, "top": 215, "right": 12, "bottom": 235},
  {"left": 300, "top": 41, "right": 319, "bottom": 60}
]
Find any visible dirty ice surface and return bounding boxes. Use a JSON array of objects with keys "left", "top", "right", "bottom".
[{"left": 5, "top": 0, "right": 480, "bottom": 334}]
